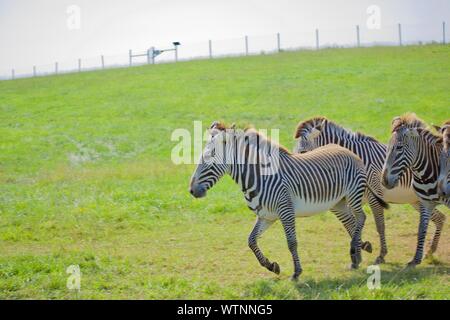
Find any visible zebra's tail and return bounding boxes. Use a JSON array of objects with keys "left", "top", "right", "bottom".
[{"left": 367, "top": 186, "right": 390, "bottom": 209}]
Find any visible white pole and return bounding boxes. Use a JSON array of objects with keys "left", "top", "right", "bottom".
[
  {"left": 78, "top": 59, "right": 81, "bottom": 72},
  {"left": 55, "top": 62, "right": 58, "bottom": 74},
  {"left": 101, "top": 55, "right": 105, "bottom": 69},
  {"left": 245, "top": 35, "right": 249, "bottom": 55},
  {"left": 443, "top": 21, "right": 446, "bottom": 45},
  {"left": 151, "top": 47, "right": 155, "bottom": 64},
  {"left": 147, "top": 49, "right": 151, "bottom": 64},
  {"left": 33, "top": 66, "right": 36, "bottom": 77},
  {"left": 129, "top": 49, "right": 132, "bottom": 66},
  {"left": 11, "top": 69, "right": 15, "bottom": 80},
  {"left": 356, "top": 25, "right": 360, "bottom": 47},
  {"left": 398, "top": 23, "right": 402, "bottom": 46},
  {"left": 277, "top": 32, "right": 281, "bottom": 52},
  {"left": 315, "top": 29, "right": 319, "bottom": 50},
  {"left": 174, "top": 45, "right": 178, "bottom": 62},
  {"left": 209, "top": 40, "right": 212, "bottom": 59}
]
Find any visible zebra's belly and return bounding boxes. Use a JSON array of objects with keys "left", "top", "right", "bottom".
[
  {"left": 293, "top": 197, "right": 341, "bottom": 217},
  {"left": 383, "top": 186, "right": 418, "bottom": 204}
]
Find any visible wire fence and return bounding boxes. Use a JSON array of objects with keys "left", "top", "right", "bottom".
[{"left": 1, "top": 22, "right": 447, "bottom": 81}]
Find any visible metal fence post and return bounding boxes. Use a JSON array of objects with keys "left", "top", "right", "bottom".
[
  {"left": 78, "top": 59, "right": 81, "bottom": 72},
  {"left": 174, "top": 46, "right": 178, "bottom": 62},
  {"left": 315, "top": 29, "right": 319, "bottom": 50},
  {"left": 443, "top": 21, "right": 446, "bottom": 45},
  {"left": 11, "top": 69, "right": 15, "bottom": 80},
  {"left": 129, "top": 50, "right": 132, "bottom": 66},
  {"left": 55, "top": 62, "right": 58, "bottom": 74},
  {"left": 398, "top": 23, "right": 402, "bottom": 46},
  {"left": 356, "top": 25, "right": 360, "bottom": 47},
  {"left": 209, "top": 40, "right": 212, "bottom": 59},
  {"left": 277, "top": 33, "right": 281, "bottom": 52},
  {"left": 33, "top": 66, "right": 36, "bottom": 77},
  {"left": 101, "top": 55, "right": 105, "bottom": 69},
  {"left": 245, "top": 35, "right": 249, "bottom": 55},
  {"left": 151, "top": 47, "right": 155, "bottom": 64}
]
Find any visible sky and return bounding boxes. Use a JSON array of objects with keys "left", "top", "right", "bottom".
[{"left": 0, "top": 0, "right": 449, "bottom": 75}]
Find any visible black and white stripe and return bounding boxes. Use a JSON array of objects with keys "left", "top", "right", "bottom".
[
  {"left": 293, "top": 117, "right": 447, "bottom": 264},
  {"left": 190, "top": 122, "right": 386, "bottom": 280},
  {"left": 382, "top": 116, "right": 449, "bottom": 266}
]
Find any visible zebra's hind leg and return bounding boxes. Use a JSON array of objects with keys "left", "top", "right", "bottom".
[
  {"left": 330, "top": 200, "right": 372, "bottom": 254},
  {"left": 368, "top": 199, "right": 388, "bottom": 264},
  {"left": 347, "top": 197, "right": 367, "bottom": 269},
  {"left": 248, "top": 218, "right": 279, "bottom": 275}
]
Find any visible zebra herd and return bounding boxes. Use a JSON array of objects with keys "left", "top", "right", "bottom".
[{"left": 189, "top": 114, "right": 449, "bottom": 280}]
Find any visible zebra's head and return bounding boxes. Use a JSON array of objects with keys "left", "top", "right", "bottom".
[
  {"left": 434, "top": 121, "right": 450, "bottom": 198},
  {"left": 382, "top": 116, "right": 423, "bottom": 189},
  {"left": 293, "top": 117, "right": 325, "bottom": 154},
  {"left": 189, "top": 121, "right": 233, "bottom": 198}
]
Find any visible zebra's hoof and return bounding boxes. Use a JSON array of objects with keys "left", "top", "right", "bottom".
[
  {"left": 270, "top": 262, "right": 280, "bottom": 275},
  {"left": 350, "top": 263, "right": 359, "bottom": 270},
  {"left": 362, "top": 241, "right": 373, "bottom": 253},
  {"left": 374, "top": 256, "right": 385, "bottom": 264},
  {"left": 406, "top": 261, "right": 419, "bottom": 269}
]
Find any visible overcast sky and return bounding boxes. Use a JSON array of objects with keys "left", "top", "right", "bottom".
[{"left": 0, "top": 0, "right": 449, "bottom": 75}]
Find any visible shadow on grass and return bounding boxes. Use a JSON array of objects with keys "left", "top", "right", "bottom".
[{"left": 241, "top": 263, "right": 449, "bottom": 300}]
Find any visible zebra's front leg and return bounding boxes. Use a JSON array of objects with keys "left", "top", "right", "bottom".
[
  {"left": 408, "top": 202, "right": 434, "bottom": 267},
  {"left": 426, "top": 208, "right": 446, "bottom": 257},
  {"left": 279, "top": 212, "right": 302, "bottom": 281},
  {"left": 248, "top": 218, "right": 279, "bottom": 275}
]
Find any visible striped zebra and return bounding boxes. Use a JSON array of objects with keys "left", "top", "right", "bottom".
[
  {"left": 293, "top": 116, "right": 447, "bottom": 264},
  {"left": 382, "top": 114, "right": 450, "bottom": 267},
  {"left": 189, "top": 122, "right": 387, "bottom": 280},
  {"left": 433, "top": 121, "right": 450, "bottom": 198}
]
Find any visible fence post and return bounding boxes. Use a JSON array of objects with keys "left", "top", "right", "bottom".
[
  {"left": 174, "top": 46, "right": 178, "bottom": 62},
  {"left": 245, "top": 35, "right": 249, "bottom": 55},
  {"left": 315, "top": 28, "right": 319, "bottom": 50},
  {"left": 78, "top": 59, "right": 81, "bottom": 72},
  {"left": 443, "top": 21, "right": 446, "bottom": 45},
  {"left": 11, "top": 69, "right": 15, "bottom": 80},
  {"left": 356, "top": 25, "right": 360, "bottom": 47},
  {"left": 151, "top": 47, "right": 155, "bottom": 64},
  {"left": 101, "top": 55, "right": 105, "bottom": 69},
  {"left": 147, "top": 49, "right": 151, "bottom": 64},
  {"left": 55, "top": 62, "right": 58, "bottom": 74},
  {"left": 277, "top": 32, "right": 281, "bottom": 52},
  {"left": 33, "top": 66, "right": 36, "bottom": 77},
  {"left": 129, "top": 50, "right": 132, "bottom": 66},
  {"left": 398, "top": 23, "right": 402, "bottom": 46},
  {"left": 209, "top": 40, "right": 212, "bottom": 59}
]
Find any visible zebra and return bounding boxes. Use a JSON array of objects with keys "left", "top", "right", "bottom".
[
  {"left": 433, "top": 121, "right": 450, "bottom": 198},
  {"left": 293, "top": 116, "right": 447, "bottom": 264},
  {"left": 189, "top": 121, "right": 387, "bottom": 280},
  {"left": 382, "top": 114, "right": 450, "bottom": 267}
]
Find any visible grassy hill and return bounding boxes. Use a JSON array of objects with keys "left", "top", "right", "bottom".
[{"left": 0, "top": 44, "right": 449, "bottom": 299}]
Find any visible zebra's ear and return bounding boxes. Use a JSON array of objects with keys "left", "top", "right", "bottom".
[
  {"left": 432, "top": 125, "right": 442, "bottom": 133},
  {"left": 309, "top": 128, "right": 321, "bottom": 139}
]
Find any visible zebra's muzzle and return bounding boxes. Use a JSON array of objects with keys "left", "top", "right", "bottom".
[
  {"left": 190, "top": 185, "right": 207, "bottom": 198},
  {"left": 382, "top": 170, "right": 397, "bottom": 190}
]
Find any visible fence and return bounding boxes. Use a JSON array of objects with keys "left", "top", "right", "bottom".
[{"left": 2, "top": 22, "right": 447, "bottom": 81}]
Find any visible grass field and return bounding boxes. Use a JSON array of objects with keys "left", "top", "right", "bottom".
[{"left": 0, "top": 44, "right": 449, "bottom": 299}]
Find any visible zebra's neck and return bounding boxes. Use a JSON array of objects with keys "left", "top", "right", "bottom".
[{"left": 409, "top": 134, "right": 442, "bottom": 199}]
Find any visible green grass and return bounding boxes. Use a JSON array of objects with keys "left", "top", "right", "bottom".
[{"left": 0, "top": 44, "right": 449, "bottom": 299}]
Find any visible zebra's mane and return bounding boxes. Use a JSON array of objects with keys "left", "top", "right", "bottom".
[
  {"left": 243, "top": 128, "right": 291, "bottom": 154},
  {"left": 294, "top": 116, "right": 379, "bottom": 142},
  {"left": 391, "top": 113, "right": 427, "bottom": 132},
  {"left": 415, "top": 127, "right": 443, "bottom": 146},
  {"left": 211, "top": 122, "right": 290, "bottom": 154}
]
